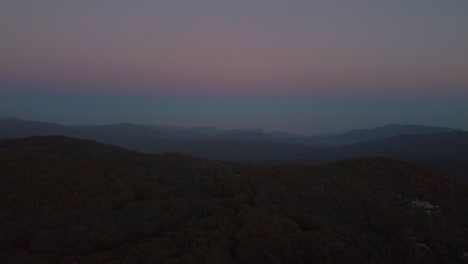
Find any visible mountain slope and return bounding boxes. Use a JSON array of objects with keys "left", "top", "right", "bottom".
[{"left": 0, "top": 136, "right": 467, "bottom": 263}]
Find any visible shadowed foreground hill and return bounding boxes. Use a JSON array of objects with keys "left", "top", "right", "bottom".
[{"left": 0, "top": 137, "right": 467, "bottom": 263}]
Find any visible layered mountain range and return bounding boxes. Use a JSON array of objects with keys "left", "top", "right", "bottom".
[{"left": 1, "top": 118, "right": 467, "bottom": 180}]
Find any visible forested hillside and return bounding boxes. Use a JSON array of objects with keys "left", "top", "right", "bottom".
[{"left": 0, "top": 137, "right": 467, "bottom": 263}]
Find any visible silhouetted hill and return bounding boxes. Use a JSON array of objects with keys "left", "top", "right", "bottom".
[
  {"left": 132, "top": 132, "right": 468, "bottom": 180},
  {"left": 0, "top": 118, "right": 69, "bottom": 137},
  {"left": 0, "top": 118, "right": 206, "bottom": 142},
  {"left": 0, "top": 136, "right": 467, "bottom": 263},
  {"left": 295, "top": 124, "right": 460, "bottom": 147},
  {"left": 130, "top": 139, "right": 324, "bottom": 162},
  {"left": 320, "top": 131, "right": 468, "bottom": 179},
  {"left": 266, "top": 131, "right": 306, "bottom": 138},
  {"left": 208, "top": 129, "right": 275, "bottom": 141}
]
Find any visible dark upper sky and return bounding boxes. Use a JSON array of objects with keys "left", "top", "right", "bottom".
[{"left": 1, "top": 0, "right": 467, "bottom": 133}]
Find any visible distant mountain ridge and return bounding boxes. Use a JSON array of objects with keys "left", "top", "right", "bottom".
[
  {"left": 289, "top": 123, "right": 460, "bottom": 146},
  {"left": 1, "top": 118, "right": 467, "bottom": 179},
  {"left": 0, "top": 117, "right": 460, "bottom": 145}
]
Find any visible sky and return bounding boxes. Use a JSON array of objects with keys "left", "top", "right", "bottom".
[{"left": 1, "top": 0, "right": 467, "bottom": 133}]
